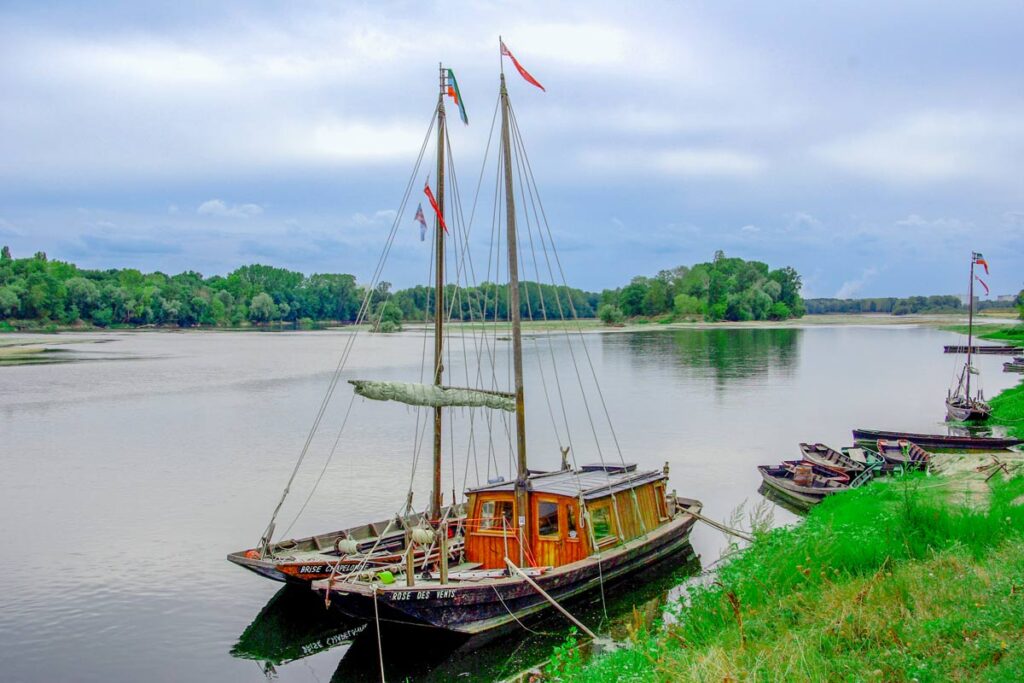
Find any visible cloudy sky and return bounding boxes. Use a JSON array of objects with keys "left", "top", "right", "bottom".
[{"left": 1, "top": 1, "right": 1021, "bottom": 297}]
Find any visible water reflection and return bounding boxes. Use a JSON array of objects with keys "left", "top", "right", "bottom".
[
  {"left": 611, "top": 328, "right": 800, "bottom": 385},
  {"left": 232, "top": 550, "right": 701, "bottom": 681}
]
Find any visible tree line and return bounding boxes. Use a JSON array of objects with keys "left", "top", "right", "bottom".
[
  {"left": 0, "top": 247, "right": 597, "bottom": 328},
  {"left": 0, "top": 246, "right": 804, "bottom": 329},
  {"left": 804, "top": 295, "right": 1021, "bottom": 316},
  {"left": 595, "top": 251, "right": 804, "bottom": 324}
]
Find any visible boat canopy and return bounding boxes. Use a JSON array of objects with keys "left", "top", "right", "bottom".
[{"left": 349, "top": 380, "right": 515, "bottom": 412}]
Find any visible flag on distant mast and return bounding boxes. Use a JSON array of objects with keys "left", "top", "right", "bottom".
[
  {"left": 414, "top": 203, "right": 428, "bottom": 241},
  {"left": 975, "top": 275, "right": 990, "bottom": 295},
  {"left": 446, "top": 69, "right": 468, "bottom": 125},
  {"left": 423, "top": 177, "right": 448, "bottom": 234},
  {"left": 500, "top": 39, "right": 546, "bottom": 91},
  {"left": 973, "top": 252, "right": 989, "bottom": 274}
]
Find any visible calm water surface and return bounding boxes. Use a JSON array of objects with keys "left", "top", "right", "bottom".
[{"left": 0, "top": 325, "right": 1016, "bottom": 682}]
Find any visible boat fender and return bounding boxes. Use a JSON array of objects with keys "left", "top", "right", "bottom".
[
  {"left": 244, "top": 549, "right": 260, "bottom": 560},
  {"left": 335, "top": 538, "right": 360, "bottom": 555},
  {"left": 411, "top": 528, "right": 435, "bottom": 546}
]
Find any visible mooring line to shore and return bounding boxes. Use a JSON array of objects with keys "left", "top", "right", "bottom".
[{"left": 688, "top": 510, "right": 755, "bottom": 542}]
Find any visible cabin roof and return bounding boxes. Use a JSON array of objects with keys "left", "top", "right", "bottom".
[{"left": 466, "top": 464, "right": 665, "bottom": 500}]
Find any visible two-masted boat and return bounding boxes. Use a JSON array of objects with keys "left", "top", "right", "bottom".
[
  {"left": 231, "top": 45, "right": 702, "bottom": 636},
  {"left": 946, "top": 252, "right": 992, "bottom": 422}
]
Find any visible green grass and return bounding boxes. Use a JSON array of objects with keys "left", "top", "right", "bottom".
[
  {"left": 550, "top": 475, "right": 1024, "bottom": 682},
  {"left": 991, "top": 382, "right": 1024, "bottom": 440}
]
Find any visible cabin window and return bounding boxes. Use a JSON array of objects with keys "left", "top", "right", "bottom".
[
  {"left": 537, "top": 500, "right": 559, "bottom": 539},
  {"left": 480, "top": 499, "right": 514, "bottom": 531},
  {"left": 589, "top": 504, "right": 615, "bottom": 543},
  {"left": 565, "top": 504, "right": 579, "bottom": 540}
]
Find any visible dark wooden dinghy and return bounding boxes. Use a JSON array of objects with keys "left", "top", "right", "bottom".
[
  {"left": 228, "top": 505, "right": 466, "bottom": 583},
  {"left": 757, "top": 464, "right": 847, "bottom": 509},
  {"left": 780, "top": 459, "right": 849, "bottom": 483},
  {"left": 944, "top": 345, "right": 1023, "bottom": 355},
  {"left": 852, "top": 428, "right": 1023, "bottom": 451},
  {"left": 799, "top": 443, "right": 868, "bottom": 474},
  {"left": 876, "top": 440, "right": 930, "bottom": 469}
]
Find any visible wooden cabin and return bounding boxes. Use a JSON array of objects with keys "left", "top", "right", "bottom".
[{"left": 463, "top": 464, "right": 671, "bottom": 569}]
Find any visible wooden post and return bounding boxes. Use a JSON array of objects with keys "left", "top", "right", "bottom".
[
  {"left": 499, "top": 71, "right": 530, "bottom": 566},
  {"left": 405, "top": 542, "right": 415, "bottom": 587},
  {"left": 439, "top": 524, "right": 449, "bottom": 585},
  {"left": 431, "top": 63, "right": 447, "bottom": 522}
]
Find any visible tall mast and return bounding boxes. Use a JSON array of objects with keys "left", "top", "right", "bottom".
[
  {"left": 431, "top": 64, "right": 447, "bottom": 521},
  {"left": 966, "top": 254, "right": 975, "bottom": 399},
  {"left": 499, "top": 69, "right": 530, "bottom": 560}
]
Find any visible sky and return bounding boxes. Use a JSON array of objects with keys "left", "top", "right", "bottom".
[{"left": 1, "top": 1, "right": 1022, "bottom": 298}]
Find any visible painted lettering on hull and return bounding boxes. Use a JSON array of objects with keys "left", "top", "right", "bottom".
[{"left": 389, "top": 589, "right": 458, "bottom": 601}]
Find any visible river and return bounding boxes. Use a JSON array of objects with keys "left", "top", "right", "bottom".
[{"left": 0, "top": 324, "right": 1016, "bottom": 682}]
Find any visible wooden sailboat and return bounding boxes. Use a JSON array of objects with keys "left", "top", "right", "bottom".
[
  {"left": 946, "top": 252, "right": 992, "bottom": 422},
  {"left": 306, "top": 48, "right": 702, "bottom": 635}
]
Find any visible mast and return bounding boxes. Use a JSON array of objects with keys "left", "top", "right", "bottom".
[
  {"left": 965, "top": 253, "right": 975, "bottom": 399},
  {"left": 431, "top": 64, "right": 447, "bottom": 521},
  {"left": 499, "top": 69, "right": 530, "bottom": 562}
]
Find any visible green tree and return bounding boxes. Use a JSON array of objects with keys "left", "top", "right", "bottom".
[
  {"left": 373, "top": 300, "right": 403, "bottom": 332},
  {"left": 248, "top": 292, "right": 277, "bottom": 323},
  {"left": 597, "top": 303, "right": 624, "bottom": 325},
  {"left": 0, "top": 286, "right": 19, "bottom": 317},
  {"left": 673, "top": 294, "right": 702, "bottom": 317}
]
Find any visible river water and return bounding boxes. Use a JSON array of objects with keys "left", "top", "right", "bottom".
[{"left": 0, "top": 324, "right": 1016, "bottom": 682}]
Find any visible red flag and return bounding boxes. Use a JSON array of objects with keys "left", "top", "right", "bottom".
[
  {"left": 974, "top": 275, "right": 989, "bottom": 295},
  {"left": 424, "top": 180, "right": 448, "bottom": 233},
  {"left": 500, "top": 40, "right": 546, "bottom": 92}
]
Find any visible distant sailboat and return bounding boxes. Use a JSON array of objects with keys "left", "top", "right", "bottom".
[{"left": 946, "top": 252, "right": 992, "bottom": 422}]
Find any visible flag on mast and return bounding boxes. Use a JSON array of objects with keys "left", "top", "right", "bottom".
[
  {"left": 423, "top": 178, "right": 448, "bottom": 234},
  {"left": 973, "top": 252, "right": 989, "bottom": 274},
  {"left": 975, "top": 275, "right": 990, "bottom": 296},
  {"left": 414, "top": 203, "right": 428, "bottom": 241},
  {"left": 446, "top": 69, "right": 468, "bottom": 125},
  {"left": 500, "top": 39, "right": 546, "bottom": 91}
]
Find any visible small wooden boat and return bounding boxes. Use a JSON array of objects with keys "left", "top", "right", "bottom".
[
  {"left": 1004, "top": 361, "right": 1024, "bottom": 373},
  {"left": 876, "top": 439, "right": 930, "bottom": 469},
  {"left": 757, "top": 464, "right": 847, "bottom": 509},
  {"left": 799, "top": 443, "right": 868, "bottom": 474},
  {"left": 780, "top": 459, "right": 849, "bottom": 483},
  {"left": 944, "top": 344, "right": 1023, "bottom": 355},
  {"left": 852, "top": 428, "right": 1023, "bottom": 451}
]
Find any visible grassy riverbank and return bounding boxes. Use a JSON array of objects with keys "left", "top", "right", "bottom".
[{"left": 551, "top": 472, "right": 1024, "bottom": 681}]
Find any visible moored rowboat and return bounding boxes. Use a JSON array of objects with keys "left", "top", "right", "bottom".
[
  {"left": 852, "top": 428, "right": 1023, "bottom": 451},
  {"left": 757, "top": 464, "right": 847, "bottom": 509},
  {"left": 799, "top": 442, "right": 868, "bottom": 474}
]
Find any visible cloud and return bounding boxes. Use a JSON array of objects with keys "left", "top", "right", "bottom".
[
  {"left": 813, "top": 111, "right": 1024, "bottom": 185},
  {"left": 580, "top": 147, "right": 766, "bottom": 178},
  {"left": 740, "top": 224, "right": 759, "bottom": 233},
  {"left": 835, "top": 267, "right": 879, "bottom": 298},
  {"left": 0, "top": 218, "right": 22, "bottom": 236},
  {"left": 350, "top": 209, "right": 398, "bottom": 227},
  {"left": 895, "top": 214, "right": 972, "bottom": 233},
  {"left": 197, "top": 199, "right": 264, "bottom": 218}
]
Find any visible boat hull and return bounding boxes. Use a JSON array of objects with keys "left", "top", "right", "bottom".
[
  {"left": 314, "top": 500, "right": 701, "bottom": 635},
  {"left": 757, "top": 466, "right": 843, "bottom": 509},
  {"left": 945, "top": 398, "right": 992, "bottom": 423},
  {"left": 852, "top": 428, "right": 1020, "bottom": 451}
]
